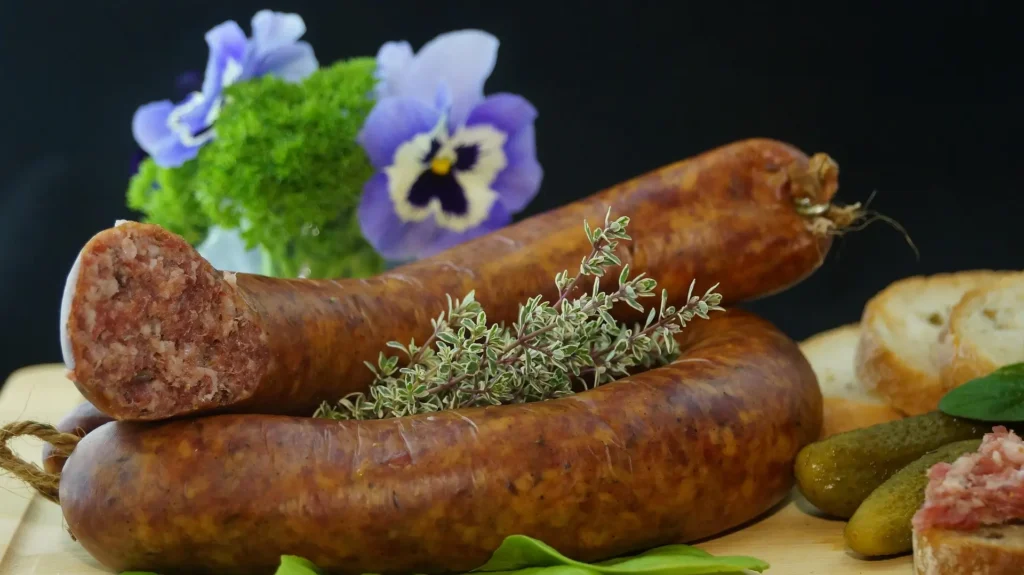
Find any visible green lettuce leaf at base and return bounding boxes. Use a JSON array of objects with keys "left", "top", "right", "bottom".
[{"left": 119, "top": 537, "right": 767, "bottom": 575}]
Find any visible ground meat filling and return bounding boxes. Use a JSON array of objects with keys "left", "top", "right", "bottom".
[
  {"left": 913, "top": 426, "right": 1024, "bottom": 532},
  {"left": 66, "top": 225, "right": 269, "bottom": 418}
]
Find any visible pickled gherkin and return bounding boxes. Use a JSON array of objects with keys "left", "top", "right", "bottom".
[
  {"left": 844, "top": 439, "right": 982, "bottom": 556},
  {"left": 794, "top": 411, "right": 991, "bottom": 518}
]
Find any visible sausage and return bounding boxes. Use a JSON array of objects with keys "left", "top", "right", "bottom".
[
  {"left": 61, "top": 138, "right": 843, "bottom": 421},
  {"left": 59, "top": 310, "right": 822, "bottom": 575},
  {"left": 41, "top": 401, "right": 112, "bottom": 474}
]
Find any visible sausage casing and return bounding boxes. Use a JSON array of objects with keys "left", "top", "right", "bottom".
[
  {"left": 62, "top": 138, "right": 840, "bottom": 420},
  {"left": 60, "top": 310, "right": 822, "bottom": 575},
  {"left": 41, "top": 400, "right": 112, "bottom": 474}
]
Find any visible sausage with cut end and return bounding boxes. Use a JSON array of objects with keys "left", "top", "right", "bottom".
[
  {"left": 59, "top": 310, "right": 822, "bottom": 575},
  {"left": 41, "top": 401, "right": 112, "bottom": 474},
  {"left": 61, "top": 138, "right": 842, "bottom": 421}
]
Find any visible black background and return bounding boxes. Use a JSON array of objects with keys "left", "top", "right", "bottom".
[{"left": 0, "top": 1, "right": 1018, "bottom": 382}]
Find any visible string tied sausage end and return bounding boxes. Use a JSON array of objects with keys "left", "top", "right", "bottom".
[
  {"left": 0, "top": 420, "right": 79, "bottom": 504},
  {"left": 790, "top": 153, "right": 919, "bottom": 260}
]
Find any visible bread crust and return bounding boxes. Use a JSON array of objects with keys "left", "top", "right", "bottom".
[
  {"left": 800, "top": 323, "right": 904, "bottom": 437},
  {"left": 941, "top": 287, "right": 1001, "bottom": 389},
  {"left": 820, "top": 397, "right": 903, "bottom": 438},
  {"left": 855, "top": 271, "right": 1016, "bottom": 415},
  {"left": 914, "top": 525, "right": 1024, "bottom": 575},
  {"left": 940, "top": 273, "right": 1024, "bottom": 390}
]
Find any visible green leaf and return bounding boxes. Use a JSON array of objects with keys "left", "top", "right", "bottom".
[
  {"left": 596, "top": 545, "right": 711, "bottom": 566},
  {"left": 473, "top": 535, "right": 768, "bottom": 575},
  {"left": 275, "top": 555, "right": 323, "bottom": 574},
  {"left": 939, "top": 362, "right": 1024, "bottom": 421},
  {"left": 624, "top": 297, "right": 645, "bottom": 312},
  {"left": 637, "top": 279, "right": 658, "bottom": 293},
  {"left": 437, "top": 331, "right": 461, "bottom": 345}
]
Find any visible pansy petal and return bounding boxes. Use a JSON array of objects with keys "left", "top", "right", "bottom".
[
  {"left": 358, "top": 173, "right": 431, "bottom": 262},
  {"left": 248, "top": 42, "right": 318, "bottom": 82},
  {"left": 202, "top": 20, "right": 248, "bottom": 94},
  {"left": 132, "top": 101, "right": 198, "bottom": 168},
  {"left": 357, "top": 97, "right": 441, "bottom": 169},
  {"left": 466, "top": 94, "right": 541, "bottom": 212},
  {"left": 465, "top": 93, "right": 537, "bottom": 141},
  {"left": 425, "top": 201, "right": 512, "bottom": 258},
  {"left": 173, "top": 91, "right": 219, "bottom": 134},
  {"left": 250, "top": 10, "right": 307, "bottom": 53},
  {"left": 396, "top": 30, "right": 499, "bottom": 126},
  {"left": 132, "top": 101, "right": 176, "bottom": 153},
  {"left": 358, "top": 174, "right": 396, "bottom": 236},
  {"left": 196, "top": 226, "right": 265, "bottom": 274},
  {"left": 374, "top": 41, "right": 414, "bottom": 99},
  {"left": 492, "top": 124, "right": 543, "bottom": 212}
]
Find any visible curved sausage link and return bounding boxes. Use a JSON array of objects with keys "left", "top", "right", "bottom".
[
  {"left": 41, "top": 401, "right": 113, "bottom": 474},
  {"left": 60, "top": 310, "right": 823, "bottom": 575},
  {"left": 61, "top": 138, "right": 839, "bottom": 421}
]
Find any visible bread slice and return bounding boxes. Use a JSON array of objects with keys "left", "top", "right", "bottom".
[
  {"left": 799, "top": 324, "right": 904, "bottom": 438},
  {"left": 913, "top": 524, "right": 1024, "bottom": 575},
  {"left": 939, "top": 273, "right": 1024, "bottom": 390},
  {"left": 855, "top": 271, "right": 1016, "bottom": 415}
]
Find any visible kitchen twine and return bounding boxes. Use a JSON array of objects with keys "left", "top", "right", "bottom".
[
  {"left": 791, "top": 153, "right": 916, "bottom": 257},
  {"left": 0, "top": 421, "right": 80, "bottom": 504}
]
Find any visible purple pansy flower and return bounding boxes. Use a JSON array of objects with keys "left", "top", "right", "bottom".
[
  {"left": 357, "top": 30, "right": 543, "bottom": 262},
  {"left": 132, "top": 10, "right": 318, "bottom": 168},
  {"left": 130, "top": 70, "right": 203, "bottom": 174}
]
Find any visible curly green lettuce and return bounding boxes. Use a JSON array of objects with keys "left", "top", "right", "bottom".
[
  {"left": 126, "top": 157, "right": 210, "bottom": 245},
  {"left": 193, "top": 57, "right": 384, "bottom": 279}
]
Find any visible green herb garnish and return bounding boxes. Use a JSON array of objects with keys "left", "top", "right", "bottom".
[
  {"left": 474, "top": 535, "right": 768, "bottom": 574},
  {"left": 120, "top": 536, "right": 767, "bottom": 575},
  {"left": 939, "top": 362, "right": 1024, "bottom": 421},
  {"left": 127, "top": 156, "right": 209, "bottom": 246},
  {"left": 314, "top": 208, "right": 725, "bottom": 420},
  {"left": 127, "top": 57, "right": 385, "bottom": 280}
]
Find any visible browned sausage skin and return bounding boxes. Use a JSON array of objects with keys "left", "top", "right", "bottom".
[
  {"left": 41, "top": 401, "right": 112, "bottom": 474},
  {"left": 62, "top": 138, "right": 842, "bottom": 421},
  {"left": 60, "top": 310, "right": 822, "bottom": 575}
]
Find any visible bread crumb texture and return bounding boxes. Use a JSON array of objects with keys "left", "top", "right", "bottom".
[{"left": 855, "top": 271, "right": 1018, "bottom": 415}]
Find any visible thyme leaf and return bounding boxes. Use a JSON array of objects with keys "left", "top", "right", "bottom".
[{"left": 314, "top": 208, "right": 725, "bottom": 421}]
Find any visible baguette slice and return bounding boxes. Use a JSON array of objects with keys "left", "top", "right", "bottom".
[
  {"left": 799, "top": 324, "right": 904, "bottom": 438},
  {"left": 913, "top": 524, "right": 1024, "bottom": 575},
  {"left": 855, "top": 271, "right": 1016, "bottom": 415},
  {"left": 940, "top": 273, "right": 1024, "bottom": 390}
]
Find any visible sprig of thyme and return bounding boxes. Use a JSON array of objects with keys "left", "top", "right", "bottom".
[{"left": 314, "top": 208, "right": 725, "bottom": 421}]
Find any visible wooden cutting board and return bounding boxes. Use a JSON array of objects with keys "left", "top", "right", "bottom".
[{"left": 0, "top": 364, "right": 914, "bottom": 574}]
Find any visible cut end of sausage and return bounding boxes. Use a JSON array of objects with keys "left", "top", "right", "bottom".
[{"left": 63, "top": 222, "right": 269, "bottom": 420}]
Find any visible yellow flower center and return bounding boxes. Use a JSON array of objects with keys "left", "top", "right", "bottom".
[{"left": 430, "top": 157, "right": 453, "bottom": 176}]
